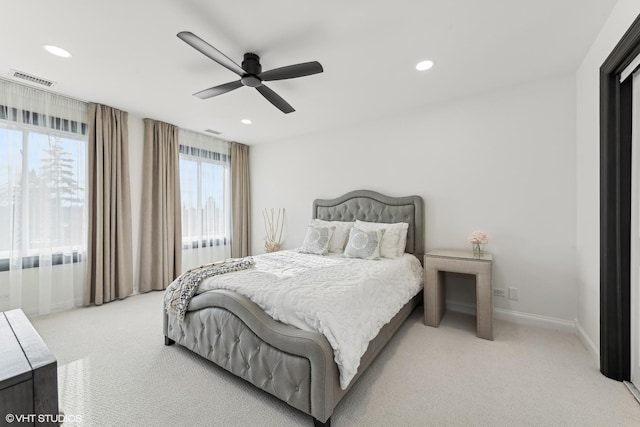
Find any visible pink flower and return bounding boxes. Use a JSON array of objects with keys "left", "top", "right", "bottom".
[{"left": 468, "top": 230, "right": 488, "bottom": 244}]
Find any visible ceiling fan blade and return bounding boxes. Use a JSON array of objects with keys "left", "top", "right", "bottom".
[
  {"left": 177, "top": 31, "right": 245, "bottom": 76},
  {"left": 256, "top": 85, "right": 295, "bottom": 114},
  {"left": 259, "top": 61, "right": 323, "bottom": 81},
  {"left": 194, "top": 80, "right": 243, "bottom": 99}
]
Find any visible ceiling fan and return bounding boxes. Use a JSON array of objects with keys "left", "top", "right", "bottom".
[{"left": 177, "top": 31, "right": 323, "bottom": 114}]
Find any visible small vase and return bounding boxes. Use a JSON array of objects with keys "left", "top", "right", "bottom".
[{"left": 472, "top": 242, "right": 484, "bottom": 256}]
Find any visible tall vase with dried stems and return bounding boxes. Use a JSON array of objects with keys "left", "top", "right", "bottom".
[{"left": 263, "top": 208, "right": 285, "bottom": 253}]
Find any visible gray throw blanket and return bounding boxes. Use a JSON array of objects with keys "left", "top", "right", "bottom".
[{"left": 164, "top": 257, "right": 254, "bottom": 321}]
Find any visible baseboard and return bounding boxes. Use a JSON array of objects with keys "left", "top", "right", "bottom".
[
  {"left": 576, "top": 319, "right": 600, "bottom": 370},
  {"left": 446, "top": 300, "right": 477, "bottom": 316},
  {"left": 494, "top": 308, "right": 575, "bottom": 333},
  {"left": 446, "top": 300, "right": 576, "bottom": 334}
]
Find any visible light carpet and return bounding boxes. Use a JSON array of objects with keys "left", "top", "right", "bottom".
[{"left": 29, "top": 291, "right": 640, "bottom": 427}]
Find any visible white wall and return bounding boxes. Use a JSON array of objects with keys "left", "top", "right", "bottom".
[
  {"left": 251, "top": 75, "right": 577, "bottom": 322},
  {"left": 576, "top": 0, "right": 640, "bottom": 363}
]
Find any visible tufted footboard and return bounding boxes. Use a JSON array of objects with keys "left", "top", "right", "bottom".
[
  {"left": 164, "top": 289, "right": 338, "bottom": 424},
  {"left": 163, "top": 289, "right": 421, "bottom": 425},
  {"left": 166, "top": 305, "right": 314, "bottom": 415}
]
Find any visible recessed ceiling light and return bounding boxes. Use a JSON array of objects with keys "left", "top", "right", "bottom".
[
  {"left": 241, "top": 119, "right": 252, "bottom": 124},
  {"left": 416, "top": 60, "right": 434, "bottom": 71},
  {"left": 42, "top": 44, "right": 72, "bottom": 58}
]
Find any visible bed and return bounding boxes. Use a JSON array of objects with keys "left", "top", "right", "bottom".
[{"left": 162, "top": 190, "right": 424, "bottom": 426}]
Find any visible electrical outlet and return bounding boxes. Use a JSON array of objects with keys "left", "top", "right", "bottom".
[
  {"left": 0, "top": 294, "right": 8, "bottom": 301},
  {"left": 493, "top": 288, "right": 506, "bottom": 297},
  {"left": 508, "top": 287, "right": 519, "bottom": 301}
]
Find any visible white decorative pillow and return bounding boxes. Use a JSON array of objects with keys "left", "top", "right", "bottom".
[
  {"left": 312, "top": 219, "right": 354, "bottom": 253},
  {"left": 343, "top": 228, "right": 384, "bottom": 260},
  {"left": 396, "top": 223, "right": 409, "bottom": 257},
  {"left": 300, "top": 225, "right": 335, "bottom": 255},
  {"left": 355, "top": 220, "right": 408, "bottom": 259}
]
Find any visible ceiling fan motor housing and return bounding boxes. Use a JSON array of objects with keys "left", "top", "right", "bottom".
[{"left": 241, "top": 53, "right": 262, "bottom": 87}]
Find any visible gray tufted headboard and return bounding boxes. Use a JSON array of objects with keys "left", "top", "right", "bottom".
[{"left": 312, "top": 190, "right": 424, "bottom": 258}]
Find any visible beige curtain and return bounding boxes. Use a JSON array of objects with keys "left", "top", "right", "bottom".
[
  {"left": 231, "top": 142, "right": 251, "bottom": 257},
  {"left": 139, "top": 119, "right": 182, "bottom": 291},
  {"left": 85, "top": 104, "right": 133, "bottom": 306}
]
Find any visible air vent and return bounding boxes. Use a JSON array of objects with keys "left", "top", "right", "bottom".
[
  {"left": 8, "top": 69, "right": 56, "bottom": 87},
  {"left": 204, "top": 129, "right": 221, "bottom": 135}
]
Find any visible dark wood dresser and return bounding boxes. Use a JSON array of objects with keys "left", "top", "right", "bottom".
[{"left": 0, "top": 309, "right": 58, "bottom": 426}]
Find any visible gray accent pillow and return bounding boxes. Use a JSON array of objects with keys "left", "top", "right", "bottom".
[
  {"left": 300, "top": 225, "right": 335, "bottom": 255},
  {"left": 343, "top": 228, "right": 384, "bottom": 260},
  {"left": 312, "top": 219, "right": 354, "bottom": 253},
  {"left": 354, "top": 220, "right": 409, "bottom": 259}
]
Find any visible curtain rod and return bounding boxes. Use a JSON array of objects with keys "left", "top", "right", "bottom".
[
  {"left": 0, "top": 76, "right": 88, "bottom": 104},
  {"left": 0, "top": 76, "right": 239, "bottom": 144}
]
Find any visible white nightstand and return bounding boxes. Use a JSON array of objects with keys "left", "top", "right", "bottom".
[{"left": 424, "top": 249, "right": 494, "bottom": 340}]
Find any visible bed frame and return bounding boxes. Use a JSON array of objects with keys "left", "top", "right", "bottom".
[{"left": 163, "top": 190, "right": 424, "bottom": 426}]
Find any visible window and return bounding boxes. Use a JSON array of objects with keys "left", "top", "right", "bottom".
[
  {"left": 179, "top": 143, "right": 231, "bottom": 249},
  {"left": 0, "top": 81, "right": 88, "bottom": 272}
]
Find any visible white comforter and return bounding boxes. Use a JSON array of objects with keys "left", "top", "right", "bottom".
[{"left": 195, "top": 250, "right": 423, "bottom": 389}]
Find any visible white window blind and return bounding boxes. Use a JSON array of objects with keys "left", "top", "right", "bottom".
[
  {"left": 178, "top": 129, "right": 231, "bottom": 253},
  {"left": 0, "top": 78, "right": 88, "bottom": 315}
]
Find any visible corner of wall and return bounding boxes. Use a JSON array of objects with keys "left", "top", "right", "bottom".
[{"left": 576, "top": 318, "right": 601, "bottom": 369}]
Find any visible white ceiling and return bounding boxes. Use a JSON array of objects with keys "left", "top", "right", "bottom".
[{"left": 1, "top": 0, "right": 617, "bottom": 145}]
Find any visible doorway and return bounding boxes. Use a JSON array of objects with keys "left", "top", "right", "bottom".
[
  {"left": 631, "top": 71, "right": 640, "bottom": 391},
  {"left": 600, "top": 15, "right": 640, "bottom": 382}
]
